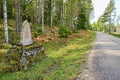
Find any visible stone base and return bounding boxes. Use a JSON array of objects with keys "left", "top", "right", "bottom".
[{"left": 4, "top": 43, "right": 45, "bottom": 72}]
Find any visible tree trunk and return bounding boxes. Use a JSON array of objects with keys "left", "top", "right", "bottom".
[
  {"left": 3, "top": 0, "right": 8, "bottom": 43},
  {"left": 109, "top": 13, "right": 111, "bottom": 33},
  {"left": 15, "top": 0, "right": 20, "bottom": 34},
  {"left": 50, "top": 0, "right": 53, "bottom": 32},
  {"left": 18, "top": 0, "right": 20, "bottom": 32},
  {"left": 62, "top": 0, "right": 64, "bottom": 26},
  {"left": 42, "top": 0, "right": 45, "bottom": 33},
  {"left": 38, "top": 0, "right": 41, "bottom": 24},
  {"left": 0, "top": 1, "right": 2, "bottom": 19},
  {"left": 36, "top": 0, "right": 39, "bottom": 25},
  {"left": 60, "top": 0, "right": 64, "bottom": 26}
]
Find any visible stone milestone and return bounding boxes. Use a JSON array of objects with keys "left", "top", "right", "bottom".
[{"left": 20, "top": 20, "right": 33, "bottom": 46}]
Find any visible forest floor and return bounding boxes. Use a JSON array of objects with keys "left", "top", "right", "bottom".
[
  {"left": 0, "top": 30, "right": 96, "bottom": 80},
  {"left": 85, "top": 32, "right": 120, "bottom": 80}
]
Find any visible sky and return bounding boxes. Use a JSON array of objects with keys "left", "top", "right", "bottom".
[{"left": 91, "top": 0, "right": 120, "bottom": 23}]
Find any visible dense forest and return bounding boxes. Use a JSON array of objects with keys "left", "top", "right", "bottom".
[
  {"left": 0, "top": 0, "right": 97, "bottom": 80},
  {"left": 2, "top": 0, "right": 120, "bottom": 80},
  {"left": 0, "top": 0, "right": 93, "bottom": 44}
]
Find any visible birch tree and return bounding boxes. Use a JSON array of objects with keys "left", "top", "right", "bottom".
[
  {"left": 42, "top": 0, "right": 45, "bottom": 33},
  {"left": 50, "top": 0, "right": 54, "bottom": 32},
  {"left": 64, "top": 0, "right": 78, "bottom": 31},
  {"left": 60, "top": 0, "right": 64, "bottom": 26},
  {"left": 38, "top": 0, "right": 41, "bottom": 25},
  {"left": 3, "top": 0, "right": 8, "bottom": 43}
]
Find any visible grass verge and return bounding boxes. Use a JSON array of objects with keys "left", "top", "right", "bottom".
[
  {"left": 0, "top": 30, "right": 96, "bottom": 80},
  {"left": 110, "top": 33, "right": 120, "bottom": 38}
]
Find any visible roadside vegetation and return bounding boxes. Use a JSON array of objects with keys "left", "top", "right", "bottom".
[
  {"left": 0, "top": 29, "right": 96, "bottom": 80},
  {"left": 110, "top": 33, "right": 120, "bottom": 38},
  {"left": 0, "top": 0, "right": 95, "bottom": 79},
  {"left": 0, "top": 18, "right": 96, "bottom": 80}
]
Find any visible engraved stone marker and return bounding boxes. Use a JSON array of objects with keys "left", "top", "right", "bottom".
[{"left": 20, "top": 20, "right": 33, "bottom": 46}]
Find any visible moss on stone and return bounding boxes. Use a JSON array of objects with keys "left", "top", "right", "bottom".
[
  {"left": 9, "top": 60, "right": 18, "bottom": 65},
  {"left": 1, "top": 43, "right": 45, "bottom": 72},
  {"left": 0, "top": 49, "right": 7, "bottom": 62}
]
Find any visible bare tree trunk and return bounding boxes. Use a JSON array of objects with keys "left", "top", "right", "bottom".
[
  {"left": 15, "top": 0, "right": 20, "bottom": 34},
  {"left": 60, "top": 0, "right": 64, "bottom": 26},
  {"left": 42, "top": 0, "right": 45, "bottom": 33},
  {"left": 3, "top": 0, "right": 8, "bottom": 43},
  {"left": 50, "top": 0, "right": 53, "bottom": 32},
  {"left": 18, "top": 0, "right": 20, "bottom": 32},
  {"left": 38, "top": 0, "right": 41, "bottom": 24},
  {"left": 62, "top": 0, "right": 64, "bottom": 26},
  {"left": 36, "top": 0, "right": 39, "bottom": 25},
  {"left": 109, "top": 13, "right": 111, "bottom": 33},
  {"left": 0, "top": 1, "right": 2, "bottom": 19}
]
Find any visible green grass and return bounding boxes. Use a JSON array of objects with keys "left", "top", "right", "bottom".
[
  {"left": 111, "top": 33, "right": 120, "bottom": 38},
  {"left": 0, "top": 31, "right": 96, "bottom": 80}
]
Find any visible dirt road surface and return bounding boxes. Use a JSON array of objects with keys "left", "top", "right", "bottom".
[{"left": 88, "top": 32, "right": 120, "bottom": 80}]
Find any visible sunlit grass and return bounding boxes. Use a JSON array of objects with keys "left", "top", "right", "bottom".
[
  {"left": 111, "top": 33, "right": 120, "bottom": 38},
  {"left": 0, "top": 31, "right": 96, "bottom": 80}
]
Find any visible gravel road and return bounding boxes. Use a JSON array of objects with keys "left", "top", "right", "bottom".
[{"left": 89, "top": 32, "right": 120, "bottom": 80}]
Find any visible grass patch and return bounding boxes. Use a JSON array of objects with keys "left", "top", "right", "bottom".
[
  {"left": 111, "top": 33, "right": 120, "bottom": 38},
  {"left": 0, "top": 30, "right": 96, "bottom": 80}
]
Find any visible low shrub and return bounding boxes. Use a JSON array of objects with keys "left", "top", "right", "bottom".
[
  {"left": 3, "top": 44, "right": 12, "bottom": 49},
  {"left": 9, "top": 33, "right": 20, "bottom": 44},
  {"left": 72, "top": 29, "right": 78, "bottom": 33},
  {"left": 0, "top": 49, "right": 7, "bottom": 62},
  {"left": 58, "top": 26, "right": 68, "bottom": 38}
]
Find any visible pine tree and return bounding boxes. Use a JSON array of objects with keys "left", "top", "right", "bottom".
[
  {"left": 15, "top": 0, "right": 20, "bottom": 34},
  {"left": 102, "top": 0, "right": 115, "bottom": 33}
]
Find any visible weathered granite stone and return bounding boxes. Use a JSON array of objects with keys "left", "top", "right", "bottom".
[
  {"left": 20, "top": 57, "right": 27, "bottom": 65},
  {"left": 24, "top": 65, "right": 28, "bottom": 71},
  {"left": 20, "top": 20, "right": 33, "bottom": 46}
]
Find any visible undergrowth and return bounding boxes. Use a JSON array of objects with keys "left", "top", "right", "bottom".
[{"left": 0, "top": 30, "right": 96, "bottom": 80}]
